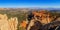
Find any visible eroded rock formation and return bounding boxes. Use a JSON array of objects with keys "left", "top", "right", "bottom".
[
  {"left": 26, "top": 10, "right": 60, "bottom": 30},
  {"left": 0, "top": 14, "right": 18, "bottom": 30}
]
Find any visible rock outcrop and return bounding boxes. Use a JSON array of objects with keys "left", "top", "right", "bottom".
[
  {"left": 26, "top": 10, "right": 60, "bottom": 30},
  {"left": 0, "top": 14, "right": 18, "bottom": 30}
]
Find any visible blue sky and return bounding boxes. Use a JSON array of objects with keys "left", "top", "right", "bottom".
[{"left": 0, "top": 0, "right": 60, "bottom": 8}]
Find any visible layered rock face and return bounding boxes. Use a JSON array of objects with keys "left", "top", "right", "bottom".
[
  {"left": 26, "top": 10, "right": 59, "bottom": 30},
  {"left": 0, "top": 14, "right": 18, "bottom": 30},
  {"left": 32, "top": 10, "right": 53, "bottom": 25}
]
